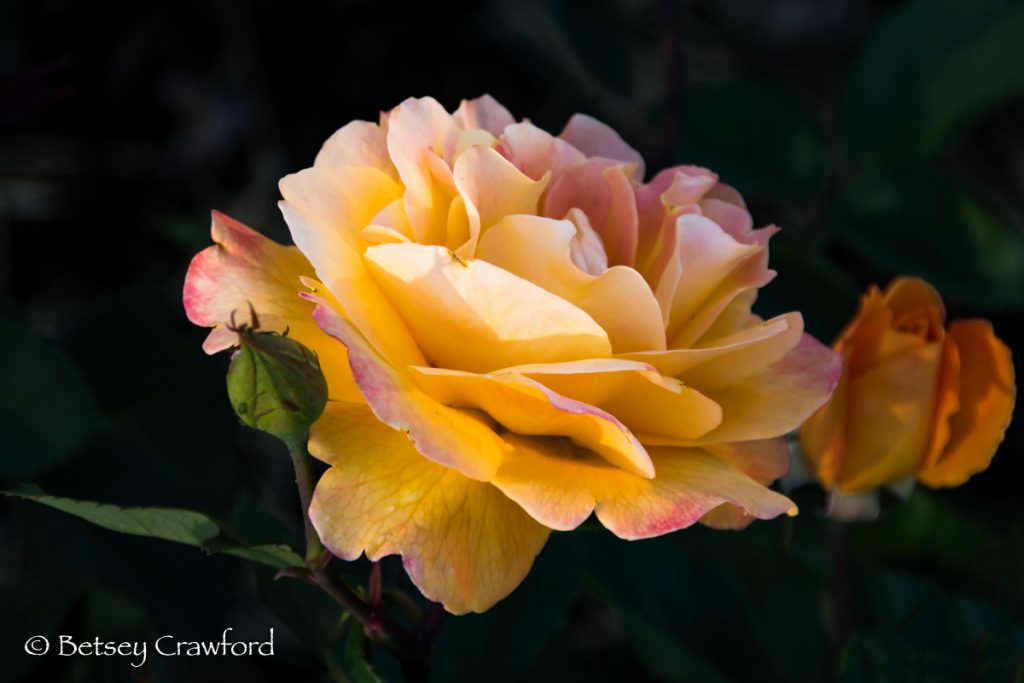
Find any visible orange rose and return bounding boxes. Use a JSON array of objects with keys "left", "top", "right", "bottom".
[{"left": 801, "top": 277, "right": 1015, "bottom": 501}]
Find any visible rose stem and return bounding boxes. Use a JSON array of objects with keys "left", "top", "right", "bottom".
[{"left": 283, "top": 433, "right": 414, "bottom": 661}]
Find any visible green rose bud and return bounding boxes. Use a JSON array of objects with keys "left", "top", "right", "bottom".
[{"left": 226, "top": 312, "right": 328, "bottom": 441}]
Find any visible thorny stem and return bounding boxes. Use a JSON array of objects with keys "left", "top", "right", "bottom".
[
  {"left": 284, "top": 434, "right": 326, "bottom": 568},
  {"left": 282, "top": 433, "right": 440, "bottom": 680}
]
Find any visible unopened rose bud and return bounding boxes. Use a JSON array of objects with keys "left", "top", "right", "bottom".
[{"left": 226, "top": 313, "right": 328, "bottom": 441}]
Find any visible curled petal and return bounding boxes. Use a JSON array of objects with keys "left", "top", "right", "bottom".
[
  {"left": 451, "top": 145, "right": 548, "bottom": 258},
  {"left": 695, "top": 334, "right": 843, "bottom": 444},
  {"left": 280, "top": 196, "right": 425, "bottom": 369},
  {"left": 544, "top": 159, "right": 639, "bottom": 267},
  {"left": 559, "top": 113, "right": 645, "bottom": 180},
  {"left": 478, "top": 215, "right": 665, "bottom": 352},
  {"left": 408, "top": 366, "right": 655, "bottom": 478},
  {"left": 453, "top": 94, "right": 516, "bottom": 136},
  {"left": 658, "top": 214, "right": 767, "bottom": 345},
  {"left": 498, "top": 121, "right": 586, "bottom": 181},
  {"left": 618, "top": 314, "right": 794, "bottom": 378},
  {"left": 314, "top": 120, "right": 397, "bottom": 179},
  {"left": 309, "top": 402, "right": 549, "bottom": 614},
  {"left": 312, "top": 303, "right": 509, "bottom": 481},
  {"left": 183, "top": 211, "right": 360, "bottom": 401},
  {"left": 699, "top": 438, "right": 791, "bottom": 530},
  {"left": 387, "top": 96, "right": 461, "bottom": 244},
  {"left": 501, "top": 358, "right": 721, "bottom": 442},
  {"left": 917, "top": 321, "right": 1015, "bottom": 488},
  {"left": 363, "top": 242, "right": 612, "bottom": 373},
  {"left": 491, "top": 436, "right": 796, "bottom": 538}
]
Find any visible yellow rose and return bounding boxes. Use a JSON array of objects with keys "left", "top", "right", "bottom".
[
  {"left": 184, "top": 96, "right": 841, "bottom": 613},
  {"left": 801, "top": 277, "right": 1015, "bottom": 508}
]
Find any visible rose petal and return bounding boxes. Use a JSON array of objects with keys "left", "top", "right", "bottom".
[
  {"left": 279, "top": 169, "right": 426, "bottom": 368},
  {"left": 183, "top": 211, "right": 360, "bottom": 401},
  {"left": 309, "top": 402, "right": 549, "bottom": 615},
  {"left": 836, "top": 342, "right": 943, "bottom": 492},
  {"left": 544, "top": 159, "right": 639, "bottom": 267},
  {"left": 617, "top": 314, "right": 794, "bottom": 378},
  {"left": 699, "top": 438, "right": 791, "bottom": 530},
  {"left": 363, "top": 242, "right": 612, "bottom": 373},
  {"left": 314, "top": 120, "right": 397, "bottom": 179},
  {"left": 387, "top": 96, "right": 460, "bottom": 244},
  {"left": 559, "top": 113, "right": 645, "bottom": 179},
  {"left": 312, "top": 303, "right": 509, "bottom": 481},
  {"left": 491, "top": 435, "right": 796, "bottom": 538},
  {"left": 477, "top": 214, "right": 665, "bottom": 352},
  {"left": 657, "top": 214, "right": 766, "bottom": 345},
  {"left": 408, "top": 366, "right": 655, "bottom": 478},
  {"left": 695, "top": 334, "right": 842, "bottom": 444},
  {"left": 453, "top": 95, "right": 516, "bottom": 136},
  {"left": 496, "top": 358, "right": 721, "bottom": 442},
  {"left": 451, "top": 145, "right": 548, "bottom": 259},
  {"left": 498, "top": 121, "right": 586, "bottom": 181},
  {"left": 279, "top": 165, "right": 401, "bottom": 244},
  {"left": 917, "top": 320, "right": 1015, "bottom": 487}
]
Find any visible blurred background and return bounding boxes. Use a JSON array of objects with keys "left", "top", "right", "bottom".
[{"left": 2, "top": 0, "right": 1022, "bottom": 680}]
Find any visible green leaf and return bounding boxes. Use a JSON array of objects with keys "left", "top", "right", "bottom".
[
  {"left": 4, "top": 487, "right": 304, "bottom": 569},
  {"left": 0, "top": 319, "right": 101, "bottom": 478},
  {"left": 222, "top": 543, "right": 306, "bottom": 569},
  {"left": 829, "top": 170, "right": 1024, "bottom": 309},
  {"left": 846, "top": 0, "right": 1024, "bottom": 162},
  {"left": 5, "top": 487, "right": 219, "bottom": 544}
]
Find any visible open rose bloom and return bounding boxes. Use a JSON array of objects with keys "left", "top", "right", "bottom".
[
  {"left": 801, "top": 277, "right": 1015, "bottom": 518},
  {"left": 185, "top": 96, "right": 841, "bottom": 613}
]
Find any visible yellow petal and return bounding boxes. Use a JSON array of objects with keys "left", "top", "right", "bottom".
[
  {"left": 387, "top": 96, "right": 460, "bottom": 244},
  {"left": 617, "top": 313, "right": 798, "bottom": 382},
  {"left": 279, "top": 165, "right": 401, "bottom": 244},
  {"left": 700, "top": 438, "right": 791, "bottom": 530},
  {"left": 408, "top": 366, "right": 655, "bottom": 478},
  {"left": 491, "top": 435, "right": 796, "bottom": 538},
  {"left": 314, "top": 120, "right": 397, "bottom": 179},
  {"left": 183, "top": 211, "right": 360, "bottom": 401},
  {"left": 657, "top": 214, "right": 768, "bottom": 346},
  {"left": 311, "top": 303, "right": 508, "bottom": 481},
  {"left": 917, "top": 321, "right": 1015, "bottom": 487},
  {"left": 279, "top": 172, "right": 426, "bottom": 368},
  {"left": 499, "top": 358, "right": 721, "bottom": 442},
  {"left": 695, "top": 333, "right": 842, "bottom": 444},
  {"left": 309, "top": 402, "right": 549, "bottom": 614},
  {"left": 363, "top": 243, "right": 612, "bottom": 372},
  {"left": 477, "top": 215, "right": 665, "bottom": 352},
  {"left": 451, "top": 146, "right": 548, "bottom": 259}
]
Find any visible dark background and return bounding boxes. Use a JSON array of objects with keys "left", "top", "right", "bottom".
[{"left": 2, "top": 0, "right": 1023, "bottom": 681}]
